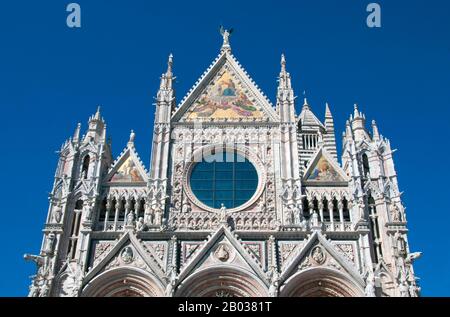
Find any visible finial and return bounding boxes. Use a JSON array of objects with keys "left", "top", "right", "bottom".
[
  {"left": 220, "top": 26, "right": 233, "bottom": 53},
  {"left": 167, "top": 53, "right": 173, "bottom": 77},
  {"left": 353, "top": 103, "right": 360, "bottom": 118},
  {"left": 281, "top": 53, "right": 286, "bottom": 72},
  {"left": 91, "top": 106, "right": 102, "bottom": 122},
  {"left": 372, "top": 120, "right": 380, "bottom": 140},
  {"left": 73, "top": 123, "right": 81, "bottom": 142}
]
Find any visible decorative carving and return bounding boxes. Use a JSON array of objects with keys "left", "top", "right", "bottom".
[
  {"left": 334, "top": 243, "right": 355, "bottom": 264},
  {"left": 214, "top": 244, "right": 231, "bottom": 262},
  {"left": 311, "top": 246, "right": 326, "bottom": 265},
  {"left": 120, "top": 246, "right": 134, "bottom": 264}
]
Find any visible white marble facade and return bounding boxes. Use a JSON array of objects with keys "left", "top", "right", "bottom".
[{"left": 25, "top": 32, "right": 420, "bottom": 297}]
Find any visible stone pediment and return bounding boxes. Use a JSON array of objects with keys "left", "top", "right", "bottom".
[
  {"left": 104, "top": 146, "right": 148, "bottom": 185},
  {"left": 279, "top": 231, "right": 364, "bottom": 287},
  {"left": 177, "top": 225, "right": 269, "bottom": 287},
  {"left": 303, "top": 147, "right": 349, "bottom": 185},
  {"left": 83, "top": 232, "right": 166, "bottom": 288},
  {"left": 172, "top": 52, "right": 279, "bottom": 123}
]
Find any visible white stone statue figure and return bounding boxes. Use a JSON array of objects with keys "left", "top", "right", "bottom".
[
  {"left": 136, "top": 217, "right": 145, "bottom": 231},
  {"left": 364, "top": 271, "right": 376, "bottom": 297},
  {"left": 286, "top": 206, "right": 294, "bottom": 225},
  {"left": 310, "top": 210, "right": 320, "bottom": 228},
  {"left": 165, "top": 265, "right": 177, "bottom": 296},
  {"left": 301, "top": 217, "right": 308, "bottom": 230},
  {"left": 52, "top": 205, "right": 62, "bottom": 223},
  {"left": 219, "top": 203, "right": 228, "bottom": 224},
  {"left": 391, "top": 203, "right": 402, "bottom": 222},
  {"left": 293, "top": 205, "right": 301, "bottom": 225},
  {"left": 44, "top": 233, "right": 56, "bottom": 255},
  {"left": 126, "top": 210, "right": 135, "bottom": 227},
  {"left": 154, "top": 208, "right": 163, "bottom": 226}
]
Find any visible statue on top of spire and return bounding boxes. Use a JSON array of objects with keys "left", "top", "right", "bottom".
[{"left": 220, "top": 26, "right": 233, "bottom": 52}]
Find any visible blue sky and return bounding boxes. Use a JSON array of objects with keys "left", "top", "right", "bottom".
[{"left": 0, "top": 0, "right": 449, "bottom": 296}]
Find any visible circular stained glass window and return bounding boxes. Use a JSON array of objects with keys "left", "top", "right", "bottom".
[{"left": 189, "top": 151, "right": 258, "bottom": 209}]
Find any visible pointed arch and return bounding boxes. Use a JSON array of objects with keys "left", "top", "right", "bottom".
[
  {"left": 175, "top": 266, "right": 268, "bottom": 297},
  {"left": 280, "top": 267, "right": 364, "bottom": 297},
  {"left": 81, "top": 267, "right": 165, "bottom": 297}
]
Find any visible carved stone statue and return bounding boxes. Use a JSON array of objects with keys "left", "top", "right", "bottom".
[
  {"left": 52, "top": 205, "right": 62, "bottom": 223},
  {"left": 311, "top": 246, "right": 326, "bottom": 264},
  {"left": 293, "top": 205, "right": 301, "bottom": 225},
  {"left": 126, "top": 210, "right": 135, "bottom": 227},
  {"left": 219, "top": 204, "right": 228, "bottom": 224},
  {"left": 391, "top": 203, "right": 403, "bottom": 222},
  {"left": 220, "top": 26, "right": 233, "bottom": 48},
  {"left": 310, "top": 210, "right": 320, "bottom": 229},
  {"left": 44, "top": 233, "right": 56, "bottom": 255},
  {"left": 136, "top": 217, "right": 145, "bottom": 231},
  {"left": 268, "top": 268, "right": 280, "bottom": 297},
  {"left": 165, "top": 265, "right": 177, "bottom": 296},
  {"left": 364, "top": 271, "right": 376, "bottom": 297},
  {"left": 154, "top": 208, "right": 163, "bottom": 226}
]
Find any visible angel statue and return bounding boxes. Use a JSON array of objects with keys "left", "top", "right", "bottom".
[{"left": 220, "top": 26, "right": 234, "bottom": 49}]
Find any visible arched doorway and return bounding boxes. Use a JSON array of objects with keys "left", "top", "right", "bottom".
[
  {"left": 280, "top": 268, "right": 364, "bottom": 297},
  {"left": 81, "top": 267, "right": 165, "bottom": 297},
  {"left": 176, "top": 266, "right": 268, "bottom": 297}
]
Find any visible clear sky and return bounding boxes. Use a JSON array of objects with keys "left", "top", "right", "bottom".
[{"left": 0, "top": 0, "right": 449, "bottom": 296}]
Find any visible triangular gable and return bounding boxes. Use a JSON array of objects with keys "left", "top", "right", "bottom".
[
  {"left": 82, "top": 231, "right": 166, "bottom": 288},
  {"left": 105, "top": 146, "right": 148, "bottom": 184},
  {"left": 172, "top": 52, "right": 279, "bottom": 123},
  {"left": 303, "top": 147, "right": 348, "bottom": 184},
  {"left": 177, "top": 225, "right": 269, "bottom": 287},
  {"left": 280, "top": 231, "right": 364, "bottom": 287}
]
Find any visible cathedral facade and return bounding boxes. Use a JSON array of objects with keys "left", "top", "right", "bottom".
[{"left": 25, "top": 32, "right": 421, "bottom": 297}]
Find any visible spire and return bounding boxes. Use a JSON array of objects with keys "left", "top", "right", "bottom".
[
  {"left": 167, "top": 53, "right": 173, "bottom": 78},
  {"left": 220, "top": 26, "right": 233, "bottom": 53},
  {"left": 345, "top": 119, "right": 353, "bottom": 138},
  {"left": 325, "top": 102, "right": 332, "bottom": 118},
  {"left": 278, "top": 53, "right": 292, "bottom": 90},
  {"left": 323, "top": 103, "right": 337, "bottom": 160},
  {"left": 353, "top": 104, "right": 360, "bottom": 119},
  {"left": 73, "top": 123, "right": 81, "bottom": 143},
  {"left": 303, "top": 97, "right": 310, "bottom": 110},
  {"left": 159, "top": 54, "right": 174, "bottom": 90},
  {"left": 276, "top": 53, "right": 295, "bottom": 122},
  {"left": 281, "top": 53, "right": 286, "bottom": 73},
  {"left": 372, "top": 120, "right": 380, "bottom": 141},
  {"left": 85, "top": 106, "right": 105, "bottom": 143}
]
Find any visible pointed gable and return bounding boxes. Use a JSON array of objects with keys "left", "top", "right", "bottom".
[
  {"left": 177, "top": 225, "right": 269, "bottom": 286},
  {"left": 303, "top": 147, "right": 348, "bottom": 184},
  {"left": 83, "top": 232, "right": 166, "bottom": 288},
  {"left": 280, "top": 231, "right": 364, "bottom": 287},
  {"left": 172, "top": 52, "right": 279, "bottom": 123},
  {"left": 105, "top": 146, "right": 148, "bottom": 184}
]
